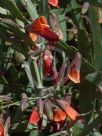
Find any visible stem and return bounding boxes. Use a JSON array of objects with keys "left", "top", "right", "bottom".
[
  {"left": 56, "top": 40, "right": 95, "bottom": 72},
  {"left": 0, "top": 94, "right": 50, "bottom": 109},
  {"left": 78, "top": 112, "right": 102, "bottom": 136},
  {"left": 32, "top": 60, "right": 43, "bottom": 88}
]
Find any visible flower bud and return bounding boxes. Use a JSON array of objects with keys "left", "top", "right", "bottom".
[
  {"left": 44, "top": 100, "right": 53, "bottom": 120},
  {"left": 82, "top": 2, "right": 90, "bottom": 14},
  {"left": 36, "top": 97, "right": 44, "bottom": 118}
]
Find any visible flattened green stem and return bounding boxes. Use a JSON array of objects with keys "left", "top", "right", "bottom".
[
  {"left": 78, "top": 112, "right": 102, "bottom": 136},
  {"left": 31, "top": 60, "right": 43, "bottom": 89},
  {"left": 56, "top": 40, "right": 95, "bottom": 72}
]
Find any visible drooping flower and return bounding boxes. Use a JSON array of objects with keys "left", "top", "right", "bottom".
[
  {"left": 51, "top": 66, "right": 60, "bottom": 85},
  {"left": 43, "top": 49, "right": 60, "bottom": 84},
  {"left": 68, "top": 52, "right": 82, "bottom": 83},
  {"left": 49, "top": 13, "right": 63, "bottom": 40},
  {"left": 31, "top": 16, "right": 59, "bottom": 42},
  {"left": 43, "top": 49, "right": 53, "bottom": 76},
  {"left": 55, "top": 99, "right": 79, "bottom": 121},
  {"left": 53, "top": 108, "right": 66, "bottom": 122},
  {"left": 48, "top": 0, "right": 59, "bottom": 7}
]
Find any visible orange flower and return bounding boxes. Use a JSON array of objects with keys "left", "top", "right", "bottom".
[
  {"left": 31, "top": 16, "right": 59, "bottom": 42},
  {"left": 48, "top": 0, "right": 59, "bottom": 7},
  {"left": 53, "top": 108, "right": 67, "bottom": 122},
  {"left": 0, "top": 122, "right": 4, "bottom": 136},
  {"left": 32, "top": 16, "right": 49, "bottom": 32},
  {"left": 65, "top": 105, "right": 79, "bottom": 121},
  {"left": 55, "top": 99, "right": 79, "bottom": 121},
  {"left": 68, "top": 52, "right": 82, "bottom": 83},
  {"left": 68, "top": 64, "right": 80, "bottom": 83}
]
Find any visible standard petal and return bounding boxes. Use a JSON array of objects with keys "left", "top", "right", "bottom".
[
  {"left": 53, "top": 108, "right": 66, "bottom": 122},
  {"left": 65, "top": 105, "right": 79, "bottom": 121}
]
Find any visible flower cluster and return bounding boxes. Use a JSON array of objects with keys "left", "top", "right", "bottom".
[
  {"left": 29, "top": 97, "right": 79, "bottom": 131},
  {"left": 28, "top": 15, "right": 82, "bottom": 84},
  {"left": 27, "top": 3, "right": 82, "bottom": 132}
]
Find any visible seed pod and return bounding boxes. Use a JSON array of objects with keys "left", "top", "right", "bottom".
[
  {"left": 98, "top": 8, "right": 102, "bottom": 23},
  {"left": 82, "top": 2, "right": 90, "bottom": 14},
  {"left": 44, "top": 100, "right": 53, "bottom": 120},
  {"left": 0, "top": 95, "right": 11, "bottom": 102},
  {"left": 20, "top": 93, "right": 28, "bottom": 111},
  {"left": 41, "top": 114, "right": 48, "bottom": 128},
  {"left": 13, "top": 51, "right": 25, "bottom": 65},
  {"left": 49, "top": 13, "right": 63, "bottom": 40},
  {"left": 63, "top": 94, "right": 72, "bottom": 105},
  {"left": 96, "top": 85, "right": 102, "bottom": 94},
  {"left": 43, "top": 49, "right": 53, "bottom": 76},
  {"left": 36, "top": 97, "right": 44, "bottom": 118},
  {"left": 51, "top": 67, "right": 60, "bottom": 85},
  {"left": 55, "top": 99, "right": 68, "bottom": 112}
]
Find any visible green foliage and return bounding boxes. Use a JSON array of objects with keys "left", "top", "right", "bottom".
[{"left": 0, "top": 0, "right": 102, "bottom": 136}]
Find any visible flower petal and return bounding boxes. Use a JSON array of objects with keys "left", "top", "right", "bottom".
[
  {"left": 37, "top": 98, "right": 44, "bottom": 118},
  {"left": 48, "top": 0, "right": 59, "bottom": 7},
  {"left": 51, "top": 67, "right": 60, "bottom": 85},
  {"left": 29, "top": 107, "right": 40, "bottom": 124},
  {"left": 43, "top": 49, "right": 53, "bottom": 76},
  {"left": 53, "top": 108, "right": 66, "bottom": 122},
  {"left": 65, "top": 105, "right": 79, "bottom": 121},
  {"left": 32, "top": 16, "right": 49, "bottom": 32}
]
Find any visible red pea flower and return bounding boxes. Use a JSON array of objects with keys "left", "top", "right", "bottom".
[
  {"left": 48, "top": 0, "right": 59, "bottom": 7},
  {"left": 55, "top": 99, "right": 80, "bottom": 122},
  {"left": 31, "top": 16, "right": 59, "bottom": 42},
  {"left": 29, "top": 107, "right": 40, "bottom": 125}
]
